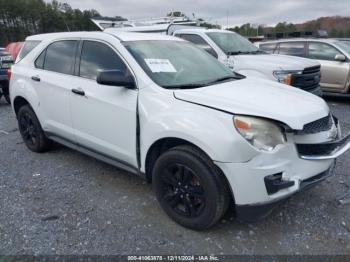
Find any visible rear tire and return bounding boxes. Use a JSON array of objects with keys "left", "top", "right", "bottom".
[
  {"left": 17, "top": 105, "right": 51, "bottom": 153},
  {"left": 153, "top": 145, "right": 230, "bottom": 230}
]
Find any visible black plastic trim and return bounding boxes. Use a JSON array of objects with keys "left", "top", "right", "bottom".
[
  {"left": 45, "top": 132, "right": 142, "bottom": 177},
  {"left": 264, "top": 173, "right": 295, "bottom": 195}
]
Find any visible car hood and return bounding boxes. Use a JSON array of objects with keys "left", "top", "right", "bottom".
[
  {"left": 232, "top": 54, "right": 320, "bottom": 71},
  {"left": 174, "top": 77, "right": 329, "bottom": 130}
]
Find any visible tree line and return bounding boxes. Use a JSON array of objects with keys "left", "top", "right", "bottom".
[
  {"left": 0, "top": 0, "right": 115, "bottom": 46},
  {"left": 228, "top": 21, "right": 350, "bottom": 38}
]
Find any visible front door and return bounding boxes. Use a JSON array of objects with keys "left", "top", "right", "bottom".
[{"left": 70, "top": 40, "right": 138, "bottom": 167}]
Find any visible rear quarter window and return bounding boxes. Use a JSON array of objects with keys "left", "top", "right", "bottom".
[{"left": 16, "top": 41, "right": 41, "bottom": 62}]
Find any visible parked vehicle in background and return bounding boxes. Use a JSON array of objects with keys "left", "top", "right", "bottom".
[
  {"left": 105, "top": 27, "right": 323, "bottom": 96},
  {"left": 172, "top": 29, "right": 323, "bottom": 96},
  {"left": 10, "top": 31, "right": 350, "bottom": 230},
  {"left": 0, "top": 48, "right": 14, "bottom": 104},
  {"left": 6, "top": 42, "right": 24, "bottom": 61},
  {"left": 257, "top": 39, "right": 350, "bottom": 95}
]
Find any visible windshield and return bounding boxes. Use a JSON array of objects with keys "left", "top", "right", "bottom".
[
  {"left": 334, "top": 41, "right": 350, "bottom": 55},
  {"left": 124, "top": 40, "right": 239, "bottom": 89},
  {"left": 206, "top": 32, "right": 263, "bottom": 55}
]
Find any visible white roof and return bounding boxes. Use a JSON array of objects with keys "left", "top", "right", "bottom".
[
  {"left": 26, "top": 31, "right": 182, "bottom": 42},
  {"left": 174, "top": 28, "right": 233, "bottom": 34},
  {"left": 260, "top": 38, "right": 339, "bottom": 44}
]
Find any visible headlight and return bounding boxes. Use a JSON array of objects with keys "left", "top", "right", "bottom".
[
  {"left": 234, "top": 116, "right": 286, "bottom": 152},
  {"left": 273, "top": 70, "right": 301, "bottom": 86}
]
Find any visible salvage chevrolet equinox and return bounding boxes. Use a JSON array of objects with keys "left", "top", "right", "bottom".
[{"left": 10, "top": 32, "right": 350, "bottom": 230}]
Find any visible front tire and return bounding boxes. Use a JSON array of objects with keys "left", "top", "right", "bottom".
[
  {"left": 17, "top": 105, "right": 51, "bottom": 153},
  {"left": 153, "top": 145, "right": 230, "bottom": 230}
]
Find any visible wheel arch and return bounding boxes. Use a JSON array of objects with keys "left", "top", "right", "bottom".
[
  {"left": 144, "top": 137, "right": 212, "bottom": 183},
  {"left": 13, "top": 96, "right": 31, "bottom": 116},
  {"left": 143, "top": 136, "right": 233, "bottom": 198}
]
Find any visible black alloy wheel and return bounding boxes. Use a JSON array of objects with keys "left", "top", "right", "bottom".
[
  {"left": 17, "top": 105, "right": 51, "bottom": 152},
  {"left": 153, "top": 145, "right": 230, "bottom": 230},
  {"left": 161, "top": 163, "right": 206, "bottom": 218}
]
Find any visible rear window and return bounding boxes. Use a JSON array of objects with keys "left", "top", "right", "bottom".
[{"left": 16, "top": 41, "right": 41, "bottom": 62}]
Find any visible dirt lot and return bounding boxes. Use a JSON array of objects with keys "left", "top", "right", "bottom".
[{"left": 0, "top": 96, "right": 349, "bottom": 255}]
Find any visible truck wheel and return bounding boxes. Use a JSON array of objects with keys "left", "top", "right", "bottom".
[
  {"left": 17, "top": 105, "right": 51, "bottom": 153},
  {"left": 4, "top": 95, "right": 10, "bottom": 104},
  {"left": 153, "top": 145, "right": 230, "bottom": 230}
]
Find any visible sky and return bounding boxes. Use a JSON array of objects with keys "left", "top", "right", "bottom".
[{"left": 51, "top": 0, "right": 350, "bottom": 27}]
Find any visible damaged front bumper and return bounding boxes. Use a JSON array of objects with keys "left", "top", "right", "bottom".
[
  {"left": 235, "top": 163, "right": 337, "bottom": 222},
  {"left": 219, "top": 118, "right": 350, "bottom": 223}
]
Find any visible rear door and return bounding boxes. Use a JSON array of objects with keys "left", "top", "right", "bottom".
[
  {"left": 70, "top": 40, "right": 138, "bottom": 167},
  {"left": 306, "top": 41, "right": 350, "bottom": 92},
  {"left": 28, "top": 40, "right": 79, "bottom": 139}
]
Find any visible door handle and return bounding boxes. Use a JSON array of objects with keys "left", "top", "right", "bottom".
[
  {"left": 71, "top": 88, "right": 85, "bottom": 96},
  {"left": 31, "top": 76, "right": 41, "bottom": 82}
]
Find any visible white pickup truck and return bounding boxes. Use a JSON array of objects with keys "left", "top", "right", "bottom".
[
  {"left": 10, "top": 31, "right": 350, "bottom": 230},
  {"left": 172, "top": 29, "right": 323, "bottom": 96}
]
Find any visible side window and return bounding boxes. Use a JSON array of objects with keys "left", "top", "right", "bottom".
[
  {"left": 35, "top": 49, "right": 46, "bottom": 69},
  {"left": 79, "top": 41, "right": 127, "bottom": 80},
  {"left": 259, "top": 43, "right": 277, "bottom": 54},
  {"left": 177, "top": 34, "right": 218, "bottom": 58},
  {"left": 44, "top": 40, "right": 77, "bottom": 75},
  {"left": 308, "top": 42, "right": 342, "bottom": 61},
  {"left": 278, "top": 42, "right": 305, "bottom": 57}
]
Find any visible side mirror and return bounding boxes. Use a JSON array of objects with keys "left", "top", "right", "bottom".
[
  {"left": 97, "top": 70, "right": 136, "bottom": 89},
  {"left": 335, "top": 54, "right": 347, "bottom": 62}
]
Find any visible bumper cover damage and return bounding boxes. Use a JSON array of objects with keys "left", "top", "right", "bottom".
[
  {"left": 236, "top": 163, "right": 337, "bottom": 222},
  {"left": 235, "top": 126, "right": 350, "bottom": 223}
]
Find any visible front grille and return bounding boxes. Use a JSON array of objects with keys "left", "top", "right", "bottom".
[
  {"left": 291, "top": 65, "right": 321, "bottom": 91},
  {"left": 303, "top": 66, "right": 321, "bottom": 74},
  {"left": 297, "top": 114, "right": 333, "bottom": 135},
  {"left": 296, "top": 134, "right": 350, "bottom": 156}
]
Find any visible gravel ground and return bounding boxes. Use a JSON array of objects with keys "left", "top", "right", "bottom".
[{"left": 0, "top": 96, "right": 349, "bottom": 256}]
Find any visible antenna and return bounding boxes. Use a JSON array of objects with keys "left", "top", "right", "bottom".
[{"left": 226, "top": 11, "right": 229, "bottom": 29}]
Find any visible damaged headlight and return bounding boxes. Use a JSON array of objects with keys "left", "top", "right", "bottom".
[{"left": 234, "top": 116, "right": 286, "bottom": 152}]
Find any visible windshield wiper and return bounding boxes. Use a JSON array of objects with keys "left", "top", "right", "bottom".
[
  {"left": 163, "top": 83, "right": 207, "bottom": 89},
  {"left": 227, "top": 51, "right": 250, "bottom": 55},
  {"left": 249, "top": 50, "right": 266, "bottom": 54},
  {"left": 205, "top": 76, "right": 238, "bottom": 86},
  {"left": 227, "top": 50, "right": 265, "bottom": 55}
]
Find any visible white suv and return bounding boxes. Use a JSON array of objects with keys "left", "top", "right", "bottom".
[{"left": 10, "top": 31, "right": 350, "bottom": 230}]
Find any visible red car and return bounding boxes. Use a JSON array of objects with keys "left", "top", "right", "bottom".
[{"left": 5, "top": 42, "right": 23, "bottom": 61}]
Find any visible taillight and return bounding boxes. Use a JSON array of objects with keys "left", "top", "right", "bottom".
[{"left": 7, "top": 68, "right": 12, "bottom": 81}]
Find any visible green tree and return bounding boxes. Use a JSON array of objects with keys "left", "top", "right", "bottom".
[
  {"left": 329, "top": 28, "right": 338, "bottom": 37},
  {"left": 0, "top": 0, "right": 125, "bottom": 46}
]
